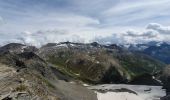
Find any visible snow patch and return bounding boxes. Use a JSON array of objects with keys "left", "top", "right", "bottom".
[
  {"left": 97, "top": 92, "right": 143, "bottom": 100},
  {"left": 55, "top": 44, "right": 68, "bottom": 47},
  {"left": 89, "top": 84, "right": 166, "bottom": 100}
]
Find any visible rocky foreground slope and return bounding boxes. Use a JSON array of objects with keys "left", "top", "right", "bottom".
[
  {"left": 0, "top": 42, "right": 168, "bottom": 100},
  {"left": 0, "top": 43, "right": 97, "bottom": 100}
]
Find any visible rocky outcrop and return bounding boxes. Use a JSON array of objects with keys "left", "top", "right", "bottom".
[{"left": 0, "top": 43, "right": 38, "bottom": 54}]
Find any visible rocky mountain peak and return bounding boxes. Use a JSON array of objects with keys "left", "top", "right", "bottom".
[{"left": 0, "top": 43, "right": 38, "bottom": 54}]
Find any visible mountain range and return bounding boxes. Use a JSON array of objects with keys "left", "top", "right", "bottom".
[
  {"left": 0, "top": 42, "right": 169, "bottom": 100},
  {"left": 126, "top": 41, "right": 170, "bottom": 64}
]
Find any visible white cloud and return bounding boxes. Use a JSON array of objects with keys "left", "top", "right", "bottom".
[
  {"left": 0, "top": 23, "right": 169, "bottom": 47},
  {"left": 147, "top": 23, "right": 170, "bottom": 34},
  {"left": 17, "top": 30, "right": 86, "bottom": 47},
  {"left": 125, "top": 29, "right": 158, "bottom": 38},
  {"left": 94, "top": 23, "right": 170, "bottom": 45},
  {"left": 94, "top": 33, "right": 126, "bottom": 44}
]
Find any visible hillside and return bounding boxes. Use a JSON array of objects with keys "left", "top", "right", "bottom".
[{"left": 37, "top": 42, "right": 165, "bottom": 84}]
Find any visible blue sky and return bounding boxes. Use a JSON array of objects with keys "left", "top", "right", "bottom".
[{"left": 0, "top": 0, "right": 170, "bottom": 46}]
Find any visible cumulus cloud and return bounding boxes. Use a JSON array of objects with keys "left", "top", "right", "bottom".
[
  {"left": 125, "top": 29, "right": 158, "bottom": 38},
  {"left": 147, "top": 23, "right": 170, "bottom": 34},
  {"left": 94, "top": 33, "right": 125, "bottom": 44},
  {"left": 16, "top": 30, "right": 86, "bottom": 47},
  {"left": 94, "top": 23, "right": 170, "bottom": 45},
  {"left": 121, "top": 23, "right": 170, "bottom": 44},
  {"left": 0, "top": 23, "right": 169, "bottom": 47}
]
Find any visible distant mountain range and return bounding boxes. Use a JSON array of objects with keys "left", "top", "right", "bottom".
[{"left": 125, "top": 41, "right": 170, "bottom": 64}]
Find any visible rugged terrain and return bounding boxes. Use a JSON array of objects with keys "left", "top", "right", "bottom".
[
  {"left": 0, "top": 42, "right": 168, "bottom": 100},
  {"left": 0, "top": 43, "right": 97, "bottom": 100}
]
